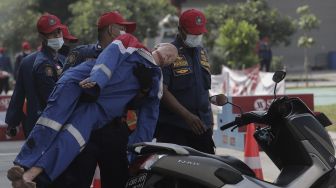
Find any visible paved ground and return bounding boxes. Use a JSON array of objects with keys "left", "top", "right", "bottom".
[{"left": 0, "top": 141, "right": 23, "bottom": 188}]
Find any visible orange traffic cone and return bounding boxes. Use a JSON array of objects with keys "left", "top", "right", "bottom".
[
  {"left": 244, "top": 123, "right": 263, "bottom": 180},
  {"left": 91, "top": 166, "right": 101, "bottom": 188}
]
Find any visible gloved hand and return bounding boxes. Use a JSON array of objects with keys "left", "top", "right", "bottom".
[
  {"left": 133, "top": 64, "right": 153, "bottom": 92},
  {"left": 6, "top": 126, "right": 17, "bottom": 137}
]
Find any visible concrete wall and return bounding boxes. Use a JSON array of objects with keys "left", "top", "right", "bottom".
[
  {"left": 180, "top": 0, "right": 336, "bottom": 72},
  {"left": 268, "top": 0, "right": 336, "bottom": 72}
]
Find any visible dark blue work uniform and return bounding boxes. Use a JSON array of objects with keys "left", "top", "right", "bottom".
[
  {"left": 156, "top": 36, "right": 215, "bottom": 154},
  {"left": 62, "top": 44, "right": 102, "bottom": 72},
  {"left": 5, "top": 52, "right": 40, "bottom": 137},
  {"left": 14, "top": 51, "right": 31, "bottom": 80},
  {"left": 51, "top": 43, "right": 129, "bottom": 188},
  {"left": 32, "top": 46, "right": 65, "bottom": 109}
]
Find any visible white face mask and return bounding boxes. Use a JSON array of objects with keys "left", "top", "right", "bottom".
[
  {"left": 47, "top": 37, "right": 64, "bottom": 51},
  {"left": 184, "top": 34, "right": 203, "bottom": 47}
]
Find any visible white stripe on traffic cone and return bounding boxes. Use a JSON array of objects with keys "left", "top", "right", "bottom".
[{"left": 91, "top": 165, "right": 101, "bottom": 188}]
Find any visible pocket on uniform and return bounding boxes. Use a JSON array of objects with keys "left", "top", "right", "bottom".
[{"left": 171, "top": 73, "right": 193, "bottom": 91}]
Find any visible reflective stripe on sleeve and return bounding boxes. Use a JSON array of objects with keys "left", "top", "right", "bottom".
[
  {"left": 64, "top": 124, "right": 86, "bottom": 149},
  {"left": 92, "top": 64, "right": 112, "bottom": 79},
  {"left": 36, "top": 117, "right": 62, "bottom": 131}
]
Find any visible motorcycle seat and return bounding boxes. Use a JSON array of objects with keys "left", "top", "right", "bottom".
[
  {"left": 131, "top": 142, "right": 255, "bottom": 177},
  {"left": 183, "top": 146, "right": 256, "bottom": 177}
]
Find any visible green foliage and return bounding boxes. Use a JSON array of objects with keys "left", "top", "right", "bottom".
[
  {"left": 297, "top": 36, "right": 314, "bottom": 48},
  {"left": 0, "top": 0, "right": 79, "bottom": 52},
  {"left": 215, "top": 19, "right": 259, "bottom": 69},
  {"left": 69, "top": 0, "right": 175, "bottom": 44},
  {"left": 123, "top": 0, "right": 175, "bottom": 39},
  {"left": 270, "top": 56, "right": 284, "bottom": 72},
  {"left": 0, "top": 0, "right": 174, "bottom": 53},
  {"left": 315, "top": 104, "right": 336, "bottom": 131},
  {"left": 68, "top": 0, "right": 127, "bottom": 44},
  {"left": 296, "top": 5, "right": 320, "bottom": 49},
  {"left": 295, "top": 5, "right": 320, "bottom": 84},
  {"left": 34, "top": 0, "right": 78, "bottom": 23},
  {"left": 204, "top": 0, "right": 296, "bottom": 71},
  {"left": 0, "top": 0, "right": 41, "bottom": 52},
  {"left": 204, "top": 0, "right": 296, "bottom": 50}
]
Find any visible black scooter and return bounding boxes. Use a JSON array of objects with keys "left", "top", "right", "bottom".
[{"left": 126, "top": 71, "right": 336, "bottom": 188}]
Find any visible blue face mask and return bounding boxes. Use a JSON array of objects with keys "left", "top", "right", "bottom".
[{"left": 47, "top": 37, "right": 64, "bottom": 51}]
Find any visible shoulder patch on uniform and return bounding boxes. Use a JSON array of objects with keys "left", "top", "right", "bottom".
[
  {"left": 44, "top": 65, "right": 54, "bottom": 77},
  {"left": 200, "top": 49, "right": 208, "bottom": 60},
  {"left": 173, "top": 67, "right": 192, "bottom": 77},
  {"left": 200, "top": 49, "right": 210, "bottom": 73},
  {"left": 172, "top": 55, "right": 188, "bottom": 68},
  {"left": 66, "top": 51, "right": 79, "bottom": 67}
]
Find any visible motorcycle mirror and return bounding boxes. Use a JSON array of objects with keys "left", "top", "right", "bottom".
[
  {"left": 209, "top": 94, "right": 228, "bottom": 106},
  {"left": 272, "top": 70, "right": 286, "bottom": 100},
  {"left": 272, "top": 71, "right": 286, "bottom": 83},
  {"left": 210, "top": 94, "right": 243, "bottom": 114}
]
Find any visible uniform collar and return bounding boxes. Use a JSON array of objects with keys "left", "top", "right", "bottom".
[
  {"left": 41, "top": 45, "right": 57, "bottom": 59},
  {"left": 41, "top": 45, "right": 64, "bottom": 63}
]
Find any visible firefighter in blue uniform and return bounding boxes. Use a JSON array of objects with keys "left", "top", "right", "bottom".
[
  {"left": 6, "top": 52, "right": 39, "bottom": 138},
  {"left": 7, "top": 34, "right": 177, "bottom": 188},
  {"left": 32, "top": 13, "right": 66, "bottom": 109},
  {"left": 6, "top": 26, "right": 77, "bottom": 141},
  {"left": 155, "top": 9, "right": 215, "bottom": 154},
  {"left": 52, "top": 11, "right": 135, "bottom": 188}
]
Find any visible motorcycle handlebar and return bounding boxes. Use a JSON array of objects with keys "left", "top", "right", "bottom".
[
  {"left": 219, "top": 111, "right": 267, "bottom": 131},
  {"left": 220, "top": 120, "right": 238, "bottom": 130}
]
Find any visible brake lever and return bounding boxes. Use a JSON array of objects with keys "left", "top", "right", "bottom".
[{"left": 230, "top": 125, "right": 239, "bottom": 132}]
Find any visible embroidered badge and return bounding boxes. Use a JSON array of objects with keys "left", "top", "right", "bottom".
[
  {"left": 55, "top": 65, "right": 63, "bottom": 76},
  {"left": 200, "top": 49, "right": 210, "bottom": 73},
  {"left": 66, "top": 51, "right": 79, "bottom": 67},
  {"left": 172, "top": 55, "right": 188, "bottom": 68},
  {"left": 195, "top": 16, "right": 203, "bottom": 25},
  {"left": 44, "top": 66, "right": 54, "bottom": 77},
  {"left": 173, "top": 67, "right": 192, "bottom": 76},
  {"left": 49, "top": 18, "right": 56, "bottom": 26}
]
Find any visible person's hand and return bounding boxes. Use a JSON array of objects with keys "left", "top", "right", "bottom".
[
  {"left": 184, "top": 113, "right": 206, "bottom": 135},
  {"left": 79, "top": 78, "right": 97, "bottom": 88},
  {"left": 133, "top": 64, "right": 153, "bottom": 92},
  {"left": 6, "top": 126, "right": 17, "bottom": 137}
]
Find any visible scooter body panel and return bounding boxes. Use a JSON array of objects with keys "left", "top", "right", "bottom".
[{"left": 150, "top": 155, "right": 243, "bottom": 188}]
